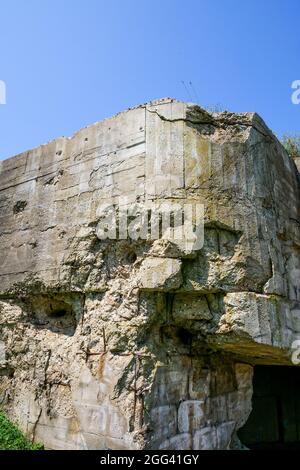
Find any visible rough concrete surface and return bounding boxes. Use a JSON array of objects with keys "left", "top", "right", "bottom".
[{"left": 0, "top": 98, "right": 299, "bottom": 449}]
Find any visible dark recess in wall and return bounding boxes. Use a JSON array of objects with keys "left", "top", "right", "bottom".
[{"left": 239, "top": 365, "right": 300, "bottom": 449}]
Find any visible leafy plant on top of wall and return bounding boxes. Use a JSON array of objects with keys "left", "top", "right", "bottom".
[{"left": 281, "top": 134, "right": 300, "bottom": 160}]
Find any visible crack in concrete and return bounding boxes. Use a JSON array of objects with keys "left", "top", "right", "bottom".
[{"left": 146, "top": 108, "right": 273, "bottom": 142}]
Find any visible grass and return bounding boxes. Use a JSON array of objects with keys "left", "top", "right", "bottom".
[
  {"left": 204, "top": 103, "right": 227, "bottom": 113},
  {"left": 0, "top": 411, "right": 43, "bottom": 450}
]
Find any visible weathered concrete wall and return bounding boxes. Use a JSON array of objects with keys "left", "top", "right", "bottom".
[{"left": 0, "top": 98, "right": 299, "bottom": 449}]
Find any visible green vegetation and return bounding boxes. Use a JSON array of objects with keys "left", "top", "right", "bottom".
[
  {"left": 0, "top": 411, "right": 43, "bottom": 450},
  {"left": 281, "top": 134, "right": 300, "bottom": 160}
]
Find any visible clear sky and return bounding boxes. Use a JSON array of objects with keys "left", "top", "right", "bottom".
[{"left": 0, "top": 0, "right": 300, "bottom": 160}]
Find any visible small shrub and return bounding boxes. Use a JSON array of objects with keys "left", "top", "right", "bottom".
[
  {"left": 0, "top": 412, "right": 43, "bottom": 450},
  {"left": 281, "top": 134, "right": 300, "bottom": 160}
]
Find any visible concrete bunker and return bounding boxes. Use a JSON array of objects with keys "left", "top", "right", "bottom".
[{"left": 0, "top": 99, "right": 299, "bottom": 449}]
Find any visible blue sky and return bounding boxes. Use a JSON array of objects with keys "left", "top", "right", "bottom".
[{"left": 0, "top": 0, "right": 300, "bottom": 159}]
